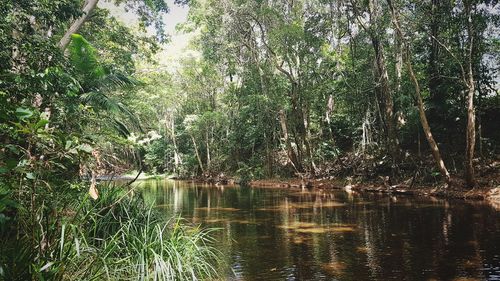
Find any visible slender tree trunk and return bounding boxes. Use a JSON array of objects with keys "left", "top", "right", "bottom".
[
  {"left": 257, "top": 64, "right": 274, "bottom": 177},
  {"left": 303, "top": 104, "right": 317, "bottom": 174},
  {"left": 289, "top": 83, "right": 306, "bottom": 167},
  {"left": 464, "top": 2, "right": 476, "bottom": 188},
  {"left": 190, "top": 134, "right": 205, "bottom": 174},
  {"left": 395, "top": 34, "right": 403, "bottom": 93},
  {"left": 387, "top": 0, "right": 450, "bottom": 183},
  {"left": 325, "top": 94, "right": 336, "bottom": 144},
  {"left": 368, "top": 0, "right": 399, "bottom": 166},
  {"left": 59, "top": 0, "right": 99, "bottom": 50},
  {"left": 373, "top": 37, "right": 398, "bottom": 162},
  {"left": 290, "top": 81, "right": 315, "bottom": 173},
  {"left": 206, "top": 130, "right": 211, "bottom": 171},
  {"left": 428, "top": 0, "right": 443, "bottom": 119},
  {"left": 167, "top": 115, "right": 182, "bottom": 174},
  {"left": 279, "top": 109, "right": 301, "bottom": 172},
  {"left": 465, "top": 75, "right": 476, "bottom": 187},
  {"left": 408, "top": 61, "right": 450, "bottom": 182}
]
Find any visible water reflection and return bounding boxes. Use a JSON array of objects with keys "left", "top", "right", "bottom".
[{"left": 139, "top": 179, "right": 500, "bottom": 281}]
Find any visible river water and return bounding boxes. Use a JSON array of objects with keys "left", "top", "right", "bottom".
[{"left": 139, "top": 179, "right": 500, "bottom": 281}]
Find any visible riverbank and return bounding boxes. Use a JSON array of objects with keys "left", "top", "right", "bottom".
[
  {"left": 248, "top": 178, "right": 500, "bottom": 209},
  {"left": 179, "top": 155, "right": 500, "bottom": 204},
  {"left": 180, "top": 175, "right": 499, "bottom": 208},
  {"left": 97, "top": 172, "right": 170, "bottom": 181},
  {"left": 118, "top": 165, "right": 500, "bottom": 208}
]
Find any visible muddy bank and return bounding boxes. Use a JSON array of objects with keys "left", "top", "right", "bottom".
[
  {"left": 249, "top": 178, "right": 500, "bottom": 206},
  {"left": 244, "top": 155, "right": 500, "bottom": 202},
  {"left": 97, "top": 173, "right": 166, "bottom": 181},
  {"left": 126, "top": 172, "right": 500, "bottom": 207}
]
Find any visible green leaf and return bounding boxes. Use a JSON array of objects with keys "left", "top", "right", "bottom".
[
  {"left": 15, "top": 108, "right": 33, "bottom": 120},
  {"left": 52, "top": 162, "right": 67, "bottom": 170},
  {"left": 69, "top": 34, "right": 105, "bottom": 81},
  {"left": 65, "top": 140, "right": 73, "bottom": 150},
  {"left": 35, "top": 119, "right": 49, "bottom": 129},
  {"left": 77, "top": 144, "right": 93, "bottom": 154},
  {"left": 5, "top": 145, "right": 20, "bottom": 154},
  {"left": 5, "top": 159, "right": 18, "bottom": 169},
  {"left": 17, "top": 159, "right": 29, "bottom": 168}
]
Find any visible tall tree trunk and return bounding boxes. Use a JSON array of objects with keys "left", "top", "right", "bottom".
[
  {"left": 290, "top": 81, "right": 315, "bottom": 174},
  {"left": 279, "top": 109, "right": 301, "bottom": 172},
  {"left": 303, "top": 103, "right": 317, "bottom": 174},
  {"left": 59, "top": 0, "right": 99, "bottom": 50},
  {"left": 289, "top": 83, "right": 306, "bottom": 167},
  {"left": 395, "top": 34, "right": 403, "bottom": 93},
  {"left": 387, "top": 0, "right": 450, "bottom": 182},
  {"left": 367, "top": 0, "right": 399, "bottom": 166},
  {"left": 166, "top": 115, "right": 182, "bottom": 175},
  {"left": 190, "top": 134, "right": 205, "bottom": 174},
  {"left": 257, "top": 64, "right": 274, "bottom": 177},
  {"left": 464, "top": 2, "right": 476, "bottom": 187},
  {"left": 206, "top": 130, "right": 211, "bottom": 171},
  {"left": 325, "top": 94, "right": 336, "bottom": 144},
  {"left": 428, "top": 0, "right": 443, "bottom": 118},
  {"left": 465, "top": 65, "right": 476, "bottom": 187}
]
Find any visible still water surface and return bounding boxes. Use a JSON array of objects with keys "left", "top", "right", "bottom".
[{"left": 139, "top": 180, "right": 500, "bottom": 281}]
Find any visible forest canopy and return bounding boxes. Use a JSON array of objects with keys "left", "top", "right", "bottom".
[
  {"left": 133, "top": 0, "right": 499, "bottom": 188},
  {"left": 2, "top": 0, "right": 500, "bottom": 195}
]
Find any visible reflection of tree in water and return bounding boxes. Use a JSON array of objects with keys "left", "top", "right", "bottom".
[{"left": 139, "top": 180, "right": 500, "bottom": 280}]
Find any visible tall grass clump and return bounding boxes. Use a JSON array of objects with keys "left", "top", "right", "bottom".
[
  {"left": 0, "top": 184, "right": 224, "bottom": 280},
  {"left": 65, "top": 187, "right": 223, "bottom": 280}
]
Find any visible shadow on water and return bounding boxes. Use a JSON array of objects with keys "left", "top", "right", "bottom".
[{"left": 138, "top": 179, "right": 500, "bottom": 281}]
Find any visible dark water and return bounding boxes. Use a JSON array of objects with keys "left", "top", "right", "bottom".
[{"left": 139, "top": 180, "right": 500, "bottom": 281}]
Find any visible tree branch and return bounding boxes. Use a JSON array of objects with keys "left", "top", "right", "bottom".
[{"left": 59, "top": 0, "right": 99, "bottom": 50}]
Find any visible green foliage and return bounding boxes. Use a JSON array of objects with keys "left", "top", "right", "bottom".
[
  {"left": 69, "top": 34, "right": 106, "bottom": 83},
  {"left": 1, "top": 0, "right": 500, "bottom": 276},
  {"left": 166, "top": 0, "right": 499, "bottom": 179},
  {"left": 0, "top": 186, "right": 17, "bottom": 227},
  {"left": 0, "top": 2, "right": 226, "bottom": 280},
  {"left": 62, "top": 187, "right": 223, "bottom": 281},
  {"left": 80, "top": 8, "right": 160, "bottom": 73},
  {"left": 0, "top": 186, "right": 223, "bottom": 280},
  {"left": 144, "top": 138, "right": 169, "bottom": 173}
]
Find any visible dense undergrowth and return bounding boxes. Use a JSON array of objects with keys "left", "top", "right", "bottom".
[{"left": 0, "top": 184, "right": 223, "bottom": 280}]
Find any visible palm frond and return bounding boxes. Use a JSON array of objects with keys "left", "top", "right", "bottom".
[
  {"left": 68, "top": 34, "right": 105, "bottom": 85},
  {"left": 113, "top": 119, "right": 131, "bottom": 138},
  {"left": 69, "top": 34, "right": 143, "bottom": 134},
  {"left": 81, "top": 92, "right": 121, "bottom": 113},
  {"left": 81, "top": 92, "right": 143, "bottom": 132},
  {"left": 94, "top": 71, "right": 143, "bottom": 92}
]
